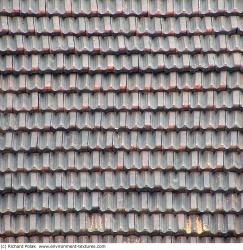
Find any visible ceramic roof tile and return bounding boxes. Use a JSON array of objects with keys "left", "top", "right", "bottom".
[
  {"left": 0, "top": 90, "right": 242, "bottom": 111},
  {"left": 0, "top": 72, "right": 242, "bottom": 92},
  {"left": 1, "top": 34, "right": 242, "bottom": 54},
  {"left": 0, "top": 213, "right": 242, "bottom": 235},
  {"left": 0, "top": 170, "right": 242, "bottom": 192},
  {"left": 0, "top": 0, "right": 242, "bottom": 243},
  {"left": 1, "top": 191, "right": 243, "bottom": 214},
  {"left": 1, "top": 0, "right": 243, "bottom": 17},
  {"left": 1, "top": 16, "right": 243, "bottom": 36},
  {"left": 1, "top": 110, "right": 241, "bottom": 132}
]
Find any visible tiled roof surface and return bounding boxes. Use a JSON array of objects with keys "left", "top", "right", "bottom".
[{"left": 0, "top": 0, "right": 243, "bottom": 243}]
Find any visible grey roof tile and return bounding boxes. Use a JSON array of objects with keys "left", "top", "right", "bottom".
[
  {"left": 0, "top": 0, "right": 242, "bottom": 243},
  {"left": 0, "top": 170, "right": 242, "bottom": 192},
  {"left": 0, "top": 90, "right": 242, "bottom": 111},
  {"left": 30, "top": 130, "right": 241, "bottom": 150},
  {"left": 1, "top": 53, "right": 242, "bottom": 73},
  {"left": 6, "top": 149, "right": 242, "bottom": 173},
  {"left": 1, "top": 0, "right": 243, "bottom": 16},
  {"left": 0, "top": 212, "right": 242, "bottom": 236},
  {"left": 0, "top": 72, "right": 242, "bottom": 92},
  {"left": 1, "top": 16, "right": 243, "bottom": 36},
  {"left": 1, "top": 235, "right": 242, "bottom": 243}
]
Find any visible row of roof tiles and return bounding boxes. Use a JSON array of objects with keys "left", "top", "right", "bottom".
[
  {"left": 1, "top": 53, "right": 242, "bottom": 73},
  {"left": 0, "top": 72, "right": 242, "bottom": 92},
  {"left": 1, "top": 0, "right": 241, "bottom": 243},
  {"left": 0, "top": 0, "right": 242, "bottom": 16},
  {"left": 1, "top": 171, "right": 243, "bottom": 192},
  {"left": 0, "top": 111, "right": 242, "bottom": 131},
  {"left": 1, "top": 235, "right": 243, "bottom": 243},
  {"left": 0, "top": 151, "right": 241, "bottom": 172},
  {"left": 0, "top": 213, "right": 242, "bottom": 235},
  {"left": 0, "top": 35, "right": 242, "bottom": 54},
  {"left": 1, "top": 191, "right": 242, "bottom": 214},
  {"left": 0, "top": 91, "right": 242, "bottom": 111},
  {"left": 0, "top": 131, "right": 242, "bottom": 152},
  {"left": 0, "top": 16, "right": 242, "bottom": 36}
]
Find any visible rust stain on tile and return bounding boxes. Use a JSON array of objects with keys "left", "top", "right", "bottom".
[
  {"left": 195, "top": 216, "right": 208, "bottom": 234},
  {"left": 185, "top": 217, "right": 192, "bottom": 234},
  {"left": 185, "top": 217, "right": 209, "bottom": 234},
  {"left": 90, "top": 216, "right": 103, "bottom": 232}
]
